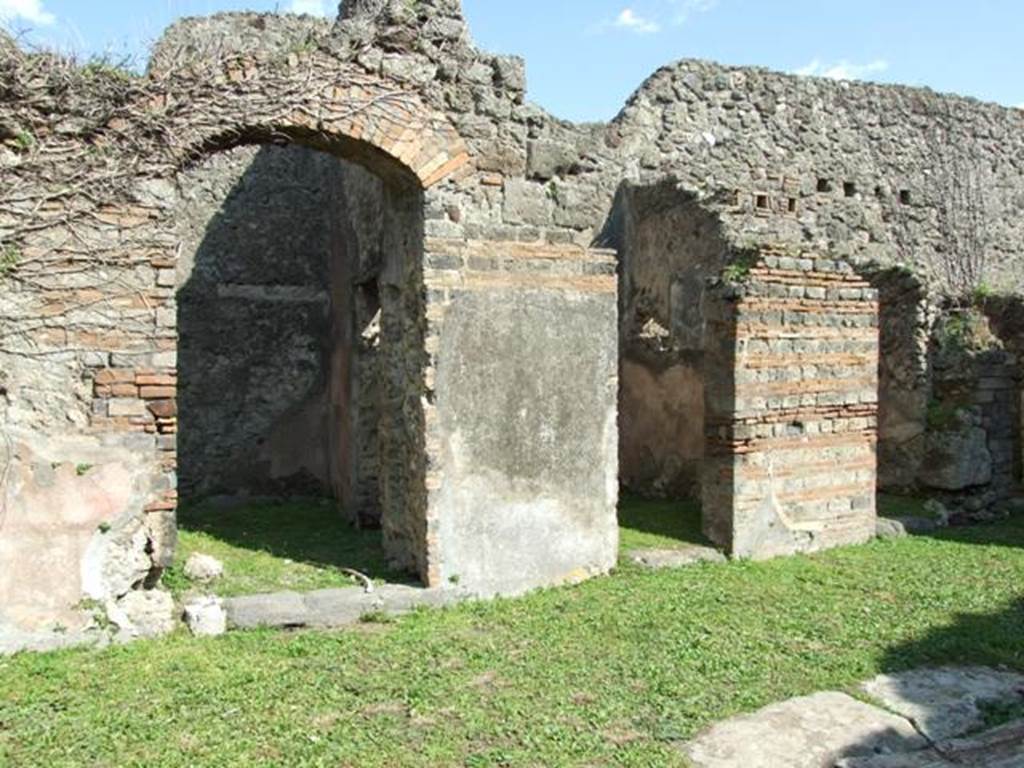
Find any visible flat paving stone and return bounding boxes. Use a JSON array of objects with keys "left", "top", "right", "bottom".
[
  {"left": 860, "top": 666, "right": 1024, "bottom": 742},
  {"left": 627, "top": 545, "right": 727, "bottom": 569},
  {"left": 682, "top": 691, "right": 927, "bottom": 768},
  {"left": 837, "top": 719, "right": 1024, "bottom": 767}
]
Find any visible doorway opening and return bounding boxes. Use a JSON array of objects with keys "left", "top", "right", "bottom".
[
  {"left": 611, "top": 181, "right": 730, "bottom": 554},
  {"left": 171, "top": 141, "right": 425, "bottom": 597}
]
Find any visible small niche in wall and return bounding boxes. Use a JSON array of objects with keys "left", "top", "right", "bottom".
[
  {"left": 787, "top": 197, "right": 798, "bottom": 214},
  {"left": 843, "top": 182, "right": 857, "bottom": 198},
  {"left": 755, "top": 194, "right": 769, "bottom": 210},
  {"left": 899, "top": 189, "right": 912, "bottom": 205},
  {"left": 817, "top": 178, "right": 833, "bottom": 193}
]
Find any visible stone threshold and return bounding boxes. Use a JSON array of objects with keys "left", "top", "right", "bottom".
[
  {"left": 222, "top": 584, "right": 468, "bottom": 631},
  {"left": 839, "top": 719, "right": 1024, "bottom": 767},
  {"left": 626, "top": 544, "right": 727, "bottom": 569}
]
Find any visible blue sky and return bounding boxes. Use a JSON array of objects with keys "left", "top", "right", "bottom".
[{"left": 2, "top": 0, "right": 1021, "bottom": 122}]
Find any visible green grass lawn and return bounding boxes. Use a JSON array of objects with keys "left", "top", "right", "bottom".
[
  {"left": 618, "top": 496, "right": 708, "bottom": 552},
  {"left": 163, "top": 501, "right": 411, "bottom": 598},
  {"left": 877, "top": 493, "right": 935, "bottom": 520},
  {"left": 2, "top": 506, "right": 1023, "bottom": 767},
  {"left": 166, "top": 497, "right": 708, "bottom": 598}
]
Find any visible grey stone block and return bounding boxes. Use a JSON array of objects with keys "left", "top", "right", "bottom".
[
  {"left": 838, "top": 719, "right": 1024, "bottom": 766},
  {"left": 526, "top": 140, "right": 576, "bottom": 180},
  {"left": 225, "top": 591, "right": 309, "bottom": 629},
  {"left": 183, "top": 596, "right": 227, "bottom": 637},
  {"left": 876, "top": 517, "right": 909, "bottom": 539},
  {"left": 224, "top": 586, "right": 469, "bottom": 631}
]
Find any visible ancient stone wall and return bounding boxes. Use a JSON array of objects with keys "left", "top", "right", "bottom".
[
  {"left": 2, "top": 0, "right": 1022, "bottom": 650},
  {"left": 866, "top": 269, "right": 932, "bottom": 491},
  {"left": 919, "top": 309, "right": 1021, "bottom": 504},
  {"left": 986, "top": 297, "right": 1024, "bottom": 490},
  {"left": 141, "top": 4, "right": 1024, "bottom": 305},
  {"left": 928, "top": 350, "right": 1017, "bottom": 496},
  {"left": 170, "top": 143, "right": 404, "bottom": 526},
  {"left": 0, "top": 14, "right": 473, "bottom": 647},
  {"left": 374, "top": 184, "right": 429, "bottom": 574},
  {"left": 603, "top": 62, "right": 1024, "bottom": 294},
  {"left": 327, "top": 161, "right": 389, "bottom": 527},
  {"left": 174, "top": 145, "right": 338, "bottom": 501}
]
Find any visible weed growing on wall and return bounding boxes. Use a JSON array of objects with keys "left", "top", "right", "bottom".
[{"left": 0, "top": 244, "right": 18, "bottom": 277}]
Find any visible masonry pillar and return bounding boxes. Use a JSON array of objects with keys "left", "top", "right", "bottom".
[
  {"left": 419, "top": 237, "right": 620, "bottom": 594},
  {"left": 703, "top": 248, "right": 880, "bottom": 559}
]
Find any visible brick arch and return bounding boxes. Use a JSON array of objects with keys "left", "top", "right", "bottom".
[{"left": 158, "top": 58, "right": 470, "bottom": 188}]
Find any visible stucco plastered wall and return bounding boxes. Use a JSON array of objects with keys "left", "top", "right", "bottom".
[{"left": 427, "top": 241, "right": 619, "bottom": 594}]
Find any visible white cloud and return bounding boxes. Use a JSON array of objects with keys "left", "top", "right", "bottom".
[
  {"left": 671, "top": 0, "right": 718, "bottom": 26},
  {"left": 287, "top": 0, "right": 329, "bottom": 16},
  {"left": 612, "top": 8, "right": 661, "bottom": 34},
  {"left": 795, "top": 58, "right": 890, "bottom": 81},
  {"left": 590, "top": 1, "right": 718, "bottom": 35},
  {"left": 0, "top": 0, "right": 55, "bottom": 26}
]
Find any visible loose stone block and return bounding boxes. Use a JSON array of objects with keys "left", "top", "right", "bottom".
[
  {"left": 183, "top": 596, "right": 227, "bottom": 637},
  {"left": 183, "top": 553, "right": 224, "bottom": 582}
]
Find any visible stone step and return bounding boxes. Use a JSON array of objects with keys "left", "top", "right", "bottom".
[
  {"left": 682, "top": 667, "right": 1024, "bottom": 768},
  {"left": 627, "top": 544, "right": 727, "bottom": 569}
]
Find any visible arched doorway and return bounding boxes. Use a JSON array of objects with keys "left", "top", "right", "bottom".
[{"left": 150, "top": 63, "right": 470, "bottom": 589}]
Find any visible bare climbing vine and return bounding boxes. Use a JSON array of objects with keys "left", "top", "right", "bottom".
[
  {"left": 832, "top": 87, "right": 1018, "bottom": 301},
  {"left": 0, "top": 30, "right": 442, "bottom": 358},
  {"left": 929, "top": 119, "right": 996, "bottom": 299}
]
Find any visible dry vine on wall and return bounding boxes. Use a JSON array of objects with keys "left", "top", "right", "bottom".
[{"left": 0, "top": 33, "right": 436, "bottom": 361}]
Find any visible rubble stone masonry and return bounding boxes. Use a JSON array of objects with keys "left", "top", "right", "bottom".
[{"left": 0, "top": 0, "right": 1021, "bottom": 650}]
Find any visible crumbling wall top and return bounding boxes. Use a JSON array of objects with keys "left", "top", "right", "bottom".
[
  {"left": 339, "top": 0, "right": 465, "bottom": 23},
  {"left": 148, "top": 13, "right": 333, "bottom": 75},
  {"left": 0, "top": 27, "right": 18, "bottom": 60}
]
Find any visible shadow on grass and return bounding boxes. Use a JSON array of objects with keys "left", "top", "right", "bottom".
[
  {"left": 174, "top": 500, "right": 416, "bottom": 587},
  {"left": 174, "top": 496, "right": 718, "bottom": 595},
  {"left": 881, "top": 599, "right": 1024, "bottom": 674},
  {"left": 875, "top": 513, "right": 1024, "bottom": 670},
  {"left": 877, "top": 492, "right": 934, "bottom": 520},
  {"left": 916, "top": 512, "right": 1024, "bottom": 552},
  {"left": 618, "top": 495, "right": 711, "bottom": 552}
]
